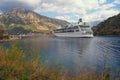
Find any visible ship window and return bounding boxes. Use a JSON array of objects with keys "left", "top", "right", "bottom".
[
  {"left": 74, "top": 26, "right": 79, "bottom": 32},
  {"left": 54, "top": 28, "right": 68, "bottom": 33},
  {"left": 74, "top": 26, "right": 79, "bottom": 29},
  {"left": 66, "top": 27, "right": 74, "bottom": 32},
  {"left": 80, "top": 25, "right": 89, "bottom": 28},
  {"left": 68, "top": 30, "right": 74, "bottom": 32},
  {"left": 76, "top": 30, "right": 79, "bottom": 32}
]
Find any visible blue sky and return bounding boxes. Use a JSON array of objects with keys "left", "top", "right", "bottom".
[{"left": 0, "top": 0, "right": 120, "bottom": 26}]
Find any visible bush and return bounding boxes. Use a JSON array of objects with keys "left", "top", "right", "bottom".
[{"left": 0, "top": 44, "right": 42, "bottom": 80}]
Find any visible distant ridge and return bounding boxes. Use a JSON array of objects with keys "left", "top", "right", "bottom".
[
  {"left": 92, "top": 13, "right": 120, "bottom": 36},
  {"left": 0, "top": 8, "right": 69, "bottom": 34}
]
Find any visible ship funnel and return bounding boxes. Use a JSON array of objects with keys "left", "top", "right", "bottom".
[{"left": 78, "top": 18, "right": 82, "bottom": 24}]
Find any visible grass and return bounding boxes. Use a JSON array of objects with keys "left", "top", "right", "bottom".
[{"left": 0, "top": 43, "right": 119, "bottom": 80}]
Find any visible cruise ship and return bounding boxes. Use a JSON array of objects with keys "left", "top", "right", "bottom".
[{"left": 52, "top": 19, "right": 94, "bottom": 38}]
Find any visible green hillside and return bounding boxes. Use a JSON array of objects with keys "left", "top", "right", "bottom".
[{"left": 92, "top": 13, "right": 120, "bottom": 36}]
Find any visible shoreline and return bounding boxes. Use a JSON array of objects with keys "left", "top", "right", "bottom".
[
  {"left": 0, "top": 33, "right": 54, "bottom": 42},
  {"left": 0, "top": 37, "right": 19, "bottom": 43},
  {"left": 1, "top": 34, "right": 120, "bottom": 43}
]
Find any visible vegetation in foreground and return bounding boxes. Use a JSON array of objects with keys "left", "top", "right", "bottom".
[{"left": 0, "top": 44, "right": 119, "bottom": 80}]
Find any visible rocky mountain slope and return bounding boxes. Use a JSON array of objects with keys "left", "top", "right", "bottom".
[
  {"left": 92, "top": 13, "right": 120, "bottom": 36},
  {"left": 0, "top": 8, "right": 69, "bottom": 34}
]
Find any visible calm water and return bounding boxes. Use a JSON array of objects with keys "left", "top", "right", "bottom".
[{"left": 0, "top": 36, "right": 120, "bottom": 73}]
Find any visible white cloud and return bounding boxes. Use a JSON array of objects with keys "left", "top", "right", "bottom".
[
  {"left": 55, "top": 8, "right": 120, "bottom": 26},
  {"left": 34, "top": 0, "right": 100, "bottom": 14},
  {"left": 29, "top": 0, "right": 119, "bottom": 26},
  {"left": 82, "top": 9, "right": 120, "bottom": 23},
  {"left": 98, "top": 0, "right": 106, "bottom": 4},
  {"left": 114, "top": 0, "right": 120, "bottom": 4},
  {"left": 17, "top": 0, "right": 41, "bottom": 5},
  {"left": 55, "top": 15, "right": 76, "bottom": 22},
  {"left": 19, "top": 0, "right": 42, "bottom": 6},
  {"left": 0, "top": 0, "right": 119, "bottom": 26},
  {"left": 96, "top": 3, "right": 115, "bottom": 10},
  {"left": 0, "top": 0, "right": 41, "bottom": 4},
  {"left": 35, "top": 0, "right": 119, "bottom": 26},
  {"left": 0, "top": 0, "right": 42, "bottom": 11}
]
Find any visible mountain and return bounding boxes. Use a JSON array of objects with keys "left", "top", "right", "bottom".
[
  {"left": 92, "top": 13, "right": 120, "bottom": 36},
  {"left": 0, "top": 8, "right": 69, "bottom": 34}
]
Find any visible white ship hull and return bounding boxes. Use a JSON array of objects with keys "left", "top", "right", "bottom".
[
  {"left": 52, "top": 32, "right": 94, "bottom": 38},
  {"left": 52, "top": 19, "right": 94, "bottom": 38}
]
